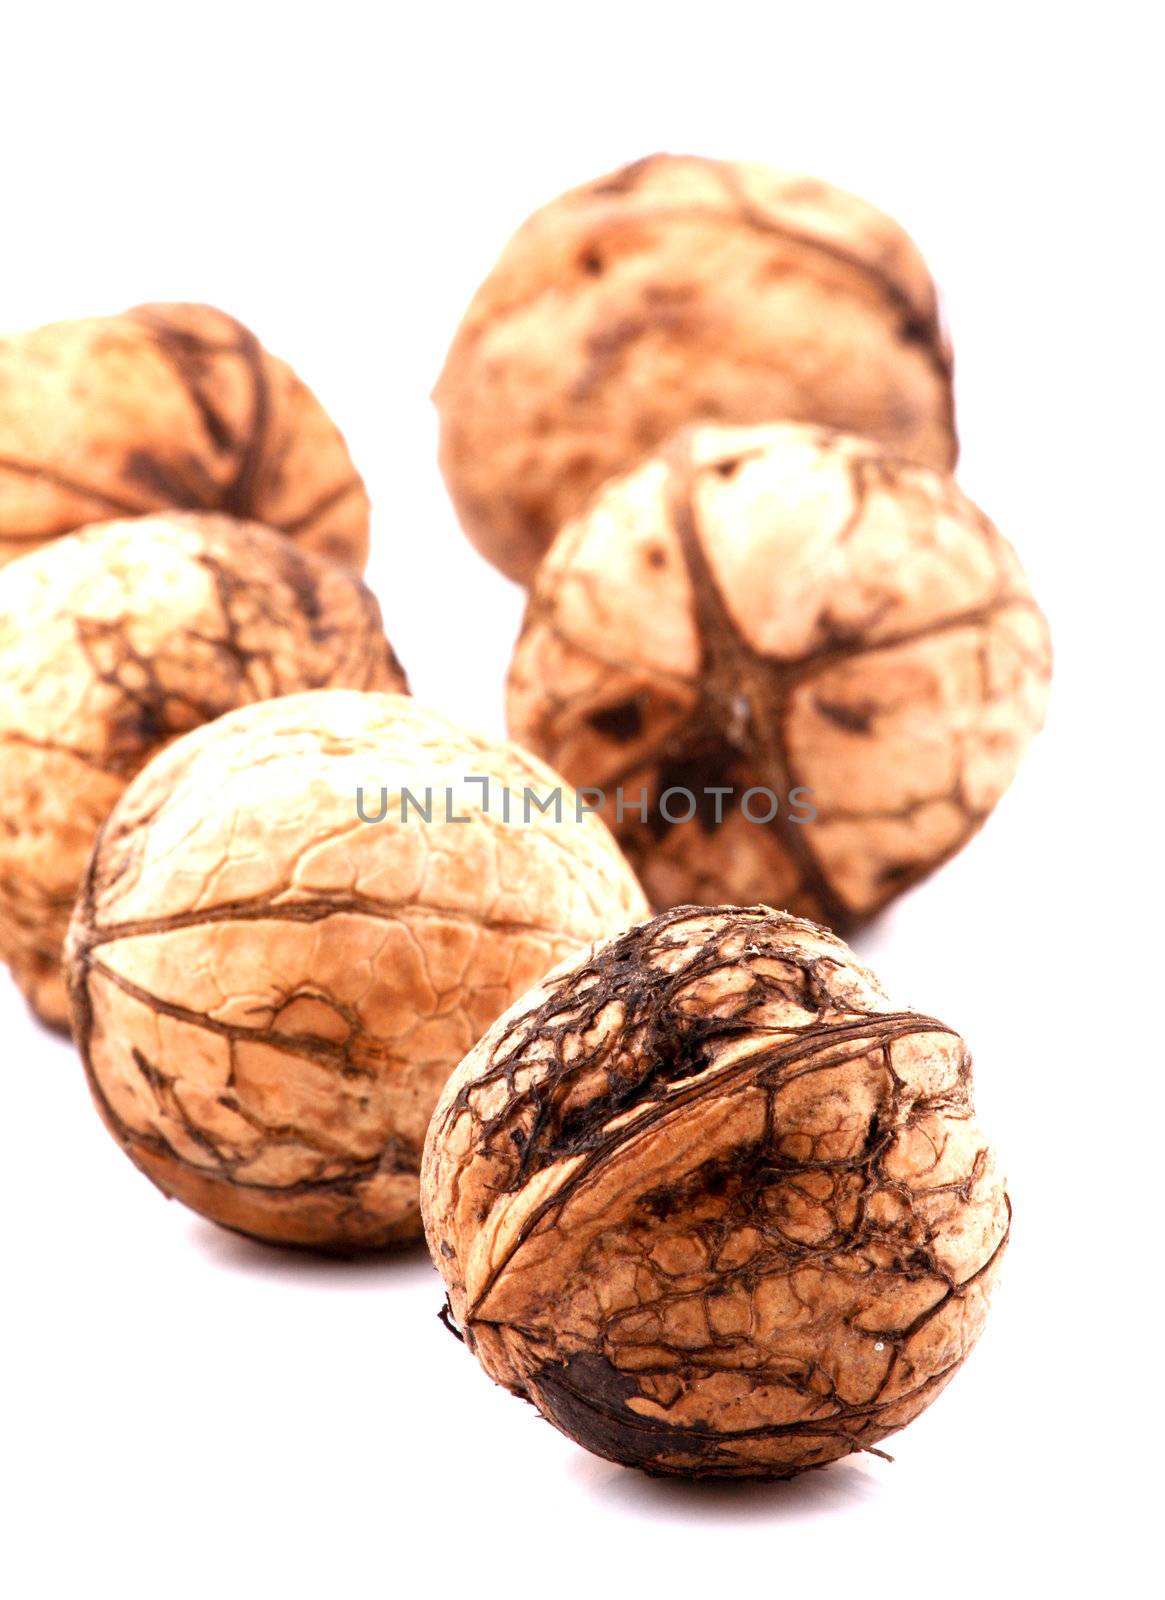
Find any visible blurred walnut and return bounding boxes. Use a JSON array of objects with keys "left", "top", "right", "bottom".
[
  {"left": 0, "top": 302, "right": 369, "bottom": 569},
  {"left": 507, "top": 422, "right": 1051, "bottom": 926},
  {"left": 423, "top": 904, "right": 1009, "bottom": 1479},
  {"left": 0, "top": 514, "right": 404, "bottom": 1028},
  {"left": 435, "top": 153, "right": 956, "bottom": 582},
  {"left": 65, "top": 691, "right": 648, "bottom": 1251}
]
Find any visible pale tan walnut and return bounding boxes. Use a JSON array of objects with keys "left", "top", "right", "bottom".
[
  {"left": 435, "top": 152, "right": 956, "bottom": 582},
  {"left": 0, "top": 302, "right": 369, "bottom": 570},
  {"left": 422, "top": 904, "right": 1009, "bottom": 1480},
  {"left": 507, "top": 421, "right": 1052, "bottom": 928},
  {"left": 65, "top": 691, "right": 648, "bottom": 1251},
  {"left": 0, "top": 514, "right": 405, "bottom": 1029}
]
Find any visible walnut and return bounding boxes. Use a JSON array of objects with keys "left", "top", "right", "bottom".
[
  {"left": 65, "top": 691, "right": 648, "bottom": 1251},
  {"left": 434, "top": 153, "right": 956, "bottom": 582},
  {"left": 0, "top": 513, "right": 405, "bottom": 1029},
  {"left": 507, "top": 422, "right": 1052, "bottom": 926},
  {"left": 422, "top": 904, "right": 1008, "bottom": 1479},
  {"left": 0, "top": 302, "right": 369, "bottom": 570}
]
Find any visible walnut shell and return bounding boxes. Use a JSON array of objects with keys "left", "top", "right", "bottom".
[
  {"left": 422, "top": 904, "right": 1009, "bottom": 1479},
  {"left": 507, "top": 422, "right": 1052, "bottom": 926},
  {"left": 0, "top": 514, "right": 405, "bottom": 1028},
  {"left": 0, "top": 302, "right": 369, "bottom": 569},
  {"left": 65, "top": 691, "right": 648, "bottom": 1251},
  {"left": 435, "top": 153, "right": 956, "bottom": 582}
]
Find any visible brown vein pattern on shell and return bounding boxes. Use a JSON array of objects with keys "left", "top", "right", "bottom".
[
  {"left": 426, "top": 905, "right": 1009, "bottom": 1478},
  {"left": 69, "top": 899, "right": 602, "bottom": 1197},
  {"left": 436, "top": 153, "right": 961, "bottom": 581},
  {"left": 67, "top": 543, "right": 394, "bottom": 777},
  {"left": 124, "top": 306, "right": 275, "bottom": 518},
  {"left": 707, "top": 159, "right": 952, "bottom": 392},
  {"left": 0, "top": 516, "right": 402, "bottom": 1028},
  {"left": 456, "top": 154, "right": 952, "bottom": 388},
  {"left": 0, "top": 304, "right": 367, "bottom": 562},
  {"left": 66, "top": 880, "right": 441, "bottom": 1247},
  {"left": 64, "top": 692, "right": 648, "bottom": 1249},
  {"left": 513, "top": 427, "right": 1049, "bottom": 925}
]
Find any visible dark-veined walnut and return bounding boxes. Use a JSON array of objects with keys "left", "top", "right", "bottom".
[
  {"left": 507, "top": 422, "right": 1052, "bottom": 926},
  {"left": 0, "top": 513, "right": 405, "bottom": 1029},
  {"left": 65, "top": 691, "right": 648, "bottom": 1251},
  {"left": 435, "top": 152, "right": 956, "bottom": 582},
  {"left": 0, "top": 302, "right": 369, "bottom": 570},
  {"left": 422, "top": 904, "right": 1009, "bottom": 1480}
]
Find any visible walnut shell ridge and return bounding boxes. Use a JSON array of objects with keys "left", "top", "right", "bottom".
[
  {"left": 435, "top": 152, "right": 956, "bottom": 582},
  {"left": 507, "top": 421, "right": 1052, "bottom": 925},
  {"left": 0, "top": 302, "right": 370, "bottom": 569},
  {"left": 0, "top": 513, "right": 405, "bottom": 1029},
  {"left": 422, "top": 904, "right": 1009, "bottom": 1479},
  {"left": 65, "top": 691, "right": 648, "bottom": 1251}
]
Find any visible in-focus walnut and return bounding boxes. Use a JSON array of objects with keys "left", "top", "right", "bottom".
[
  {"left": 507, "top": 422, "right": 1052, "bottom": 926},
  {"left": 0, "top": 514, "right": 405, "bottom": 1028},
  {"left": 435, "top": 152, "right": 956, "bottom": 582},
  {"left": 0, "top": 302, "right": 369, "bottom": 569},
  {"left": 422, "top": 904, "right": 1009, "bottom": 1480},
  {"left": 65, "top": 691, "right": 648, "bottom": 1251}
]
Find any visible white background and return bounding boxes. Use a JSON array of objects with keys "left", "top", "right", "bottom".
[{"left": 2, "top": 4, "right": 1161, "bottom": 1596}]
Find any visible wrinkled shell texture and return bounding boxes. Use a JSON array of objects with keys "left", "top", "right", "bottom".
[
  {"left": 435, "top": 152, "right": 956, "bottom": 581},
  {"left": 422, "top": 905, "right": 1008, "bottom": 1479},
  {"left": 66, "top": 691, "right": 648, "bottom": 1250},
  {"left": 507, "top": 422, "right": 1052, "bottom": 925},
  {"left": 0, "top": 514, "right": 403, "bottom": 1029},
  {"left": 0, "top": 302, "right": 369, "bottom": 570}
]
